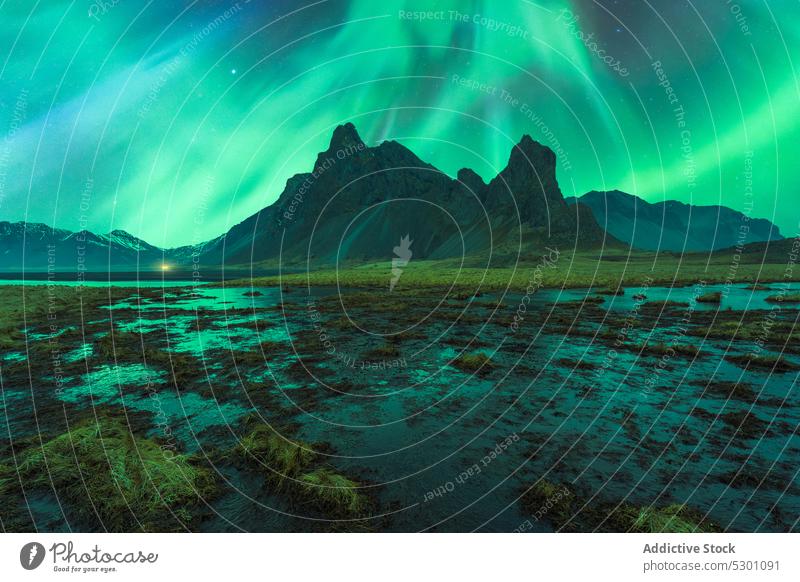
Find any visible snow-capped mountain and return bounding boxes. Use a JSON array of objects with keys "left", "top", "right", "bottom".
[{"left": 0, "top": 221, "right": 168, "bottom": 271}]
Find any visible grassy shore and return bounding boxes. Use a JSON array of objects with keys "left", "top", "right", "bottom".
[{"left": 220, "top": 249, "right": 798, "bottom": 291}]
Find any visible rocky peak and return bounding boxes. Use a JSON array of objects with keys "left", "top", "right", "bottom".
[
  {"left": 504, "top": 135, "right": 557, "bottom": 187},
  {"left": 315, "top": 122, "right": 366, "bottom": 171},
  {"left": 483, "top": 136, "right": 565, "bottom": 228},
  {"left": 330, "top": 122, "right": 364, "bottom": 149}
]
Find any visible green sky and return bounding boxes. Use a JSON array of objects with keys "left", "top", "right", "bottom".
[{"left": 0, "top": 0, "right": 798, "bottom": 247}]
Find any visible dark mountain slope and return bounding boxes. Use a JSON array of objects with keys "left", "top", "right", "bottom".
[
  {"left": 195, "top": 123, "right": 613, "bottom": 269},
  {"left": 567, "top": 189, "right": 783, "bottom": 252}
]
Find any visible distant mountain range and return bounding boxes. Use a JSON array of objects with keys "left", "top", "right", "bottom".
[
  {"left": 566, "top": 190, "right": 783, "bottom": 252},
  {"left": 0, "top": 125, "right": 787, "bottom": 272},
  {"left": 0, "top": 221, "right": 166, "bottom": 272}
]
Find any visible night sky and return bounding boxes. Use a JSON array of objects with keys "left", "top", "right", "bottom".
[{"left": 0, "top": 0, "right": 797, "bottom": 247}]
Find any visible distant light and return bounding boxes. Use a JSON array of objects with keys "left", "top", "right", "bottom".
[
  {"left": 231, "top": 68, "right": 237, "bottom": 75},
  {"left": 160, "top": 263, "right": 170, "bottom": 271}
]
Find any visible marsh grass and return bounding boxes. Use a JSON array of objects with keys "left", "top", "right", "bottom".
[
  {"left": 624, "top": 504, "right": 714, "bottom": 533},
  {"left": 636, "top": 342, "right": 702, "bottom": 358},
  {"left": 224, "top": 249, "right": 798, "bottom": 291},
  {"left": 695, "top": 381, "right": 758, "bottom": 403},
  {"left": 725, "top": 353, "right": 799, "bottom": 372},
  {"left": 697, "top": 291, "right": 722, "bottom": 303},
  {"left": 766, "top": 293, "right": 800, "bottom": 303},
  {"left": 235, "top": 423, "right": 317, "bottom": 482},
  {"left": 441, "top": 333, "right": 492, "bottom": 350},
  {"left": 522, "top": 480, "right": 718, "bottom": 532},
  {"left": 10, "top": 416, "right": 215, "bottom": 531},
  {"left": 689, "top": 319, "right": 800, "bottom": 351},
  {"left": 719, "top": 410, "right": 768, "bottom": 439},
  {"left": 0, "top": 325, "right": 25, "bottom": 350},
  {"left": 452, "top": 352, "right": 493, "bottom": 374},
  {"left": 295, "top": 468, "right": 368, "bottom": 517},
  {"left": 364, "top": 342, "right": 401, "bottom": 359},
  {"left": 555, "top": 357, "right": 599, "bottom": 370},
  {"left": 92, "top": 329, "right": 204, "bottom": 387},
  {"left": 233, "top": 421, "right": 371, "bottom": 520},
  {"left": 521, "top": 480, "right": 574, "bottom": 524}
]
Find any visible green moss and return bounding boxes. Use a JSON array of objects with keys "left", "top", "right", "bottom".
[
  {"left": 521, "top": 480, "right": 574, "bottom": 524},
  {"left": 0, "top": 326, "right": 26, "bottom": 350},
  {"left": 766, "top": 293, "right": 800, "bottom": 303},
  {"left": 0, "top": 462, "right": 15, "bottom": 497},
  {"left": 453, "top": 352, "right": 493, "bottom": 374},
  {"left": 637, "top": 342, "right": 701, "bottom": 358},
  {"left": 555, "top": 358, "right": 599, "bottom": 370},
  {"left": 94, "top": 330, "right": 144, "bottom": 360},
  {"left": 15, "top": 417, "right": 215, "bottom": 531},
  {"left": 697, "top": 291, "right": 722, "bottom": 303},
  {"left": 699, "top": 381, "right": 758, "bottom": 403},
  {"left": 218, "top": 248, "right": 799, "bottom": 291},
  {"left": 689, "top": 319, "right": 800, "bottom": 350},
  {"left": 364, "top": 343, "right": 401, "bottom": 359},
  {"left": 623, "top": 504, "right": 715, "bottom": 533},
  {"left": 725, "top": 353, "right": 799, "bottom": 372},
  {"left": 520, "top": 480, "right": 718, "bottom": 532}
]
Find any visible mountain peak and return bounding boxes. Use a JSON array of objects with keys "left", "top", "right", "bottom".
[
  {"left": 328, "top": 122, "right": 364, "bottom": 151},
  {"left": 495, "top": 135, "right": 558, "bottom": 194},
  {"left": 101, "top": 229, "right": 154, "bottom": 251},
  {"left": 106, "top": 228, "right": 135, "bottom": 237},
  {"left": 510, "top": 135, "right": 556, "bottom": 168},
  {"left": 314, "top": 122, "right": 366, "bottom": 171}
]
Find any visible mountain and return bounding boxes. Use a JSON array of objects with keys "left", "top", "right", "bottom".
[
  {"left": 1, "top": 125, "right": 614, "bottom": 273},
  {"left": 566, "top": 190, "right": 783, "bottom": 252},
  {"left": 17, "top": 124, "right": 789, "bottom": 273},
  {"left": 0, "top": 221, "right": 166, "bottom": 271},
  {"left": 193, "top": 123, "right": 612, "bottom": 268}
]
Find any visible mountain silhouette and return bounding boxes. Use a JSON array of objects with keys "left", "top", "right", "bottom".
[
  {"left": 192, "top": 123, "right": 611, "bottom": 269},
  {"left": 1, "top": 124, "right": 787, "bottom": 272},
  {"left": 567, "top": 190, "right": 783, "bottom": 252}
]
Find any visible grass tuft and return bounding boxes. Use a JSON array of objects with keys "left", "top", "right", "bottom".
[
  {"left": 235, "top": 424, "right": 317, "bottom": 481},
  {"left": 295, "top": 468, "right": 368, "bottom": 517},
  {"left": 452, "top": 352, "right": 493, "bottom": 374},
  {"left": 520, "top": 480, "right": 719, "bottom": 532},
  {"left": 766, "top": 293, "right": 800, "bottom": 303},
  {"left": 697, "top": 291, "right": 722, "bottom": 303},
  {"left": 14, "top": 417, "right": 215, "bottom": 531}
]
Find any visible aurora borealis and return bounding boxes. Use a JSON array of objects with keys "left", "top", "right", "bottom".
[{"left": 1, "top": 0, "right": 798, "bottom": 247}]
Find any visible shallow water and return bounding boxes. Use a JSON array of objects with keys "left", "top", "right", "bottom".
[
  {"left": 0, "top": 279, "right": 204, "bottom": 287},
  {"left": 2, "top": 281, "right": 798, "bottom": 532}
]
